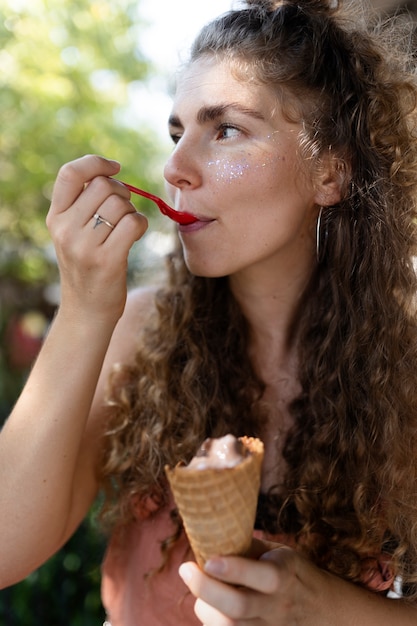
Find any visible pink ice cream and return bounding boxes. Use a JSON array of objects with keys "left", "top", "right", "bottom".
[{"left": 186, "top": 434, "right": 249, "bottom": 470}]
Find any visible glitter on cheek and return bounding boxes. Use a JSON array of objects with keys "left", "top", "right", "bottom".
[
  {"left": 206, "top": 158, "right": 251, "bottom": 182},
  {"left": 206, "top": 154, "right": 281, "bottom": 183}
]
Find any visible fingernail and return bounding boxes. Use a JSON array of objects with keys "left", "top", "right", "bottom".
[
  {"left": 179, "top": 563, "right": 192, "bottom": 583},
  {"left": 204, "top": 557, "right": 226, "bottom": 576}
]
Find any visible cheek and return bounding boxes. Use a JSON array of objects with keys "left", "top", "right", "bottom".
[
  {"left": 207, "top": 155, "right": 251, "bottom": 183},
  {"left": 203, "top": 156, "right": 253, "bottom": 210},
  {"left": 206, "top": 152, "right": 290, "bottom": 195}
]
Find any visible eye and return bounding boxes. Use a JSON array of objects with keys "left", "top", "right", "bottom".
[
  {"left": 167, "top": 118, "right": 183, "bottom": 145},
  {"left": 217, "top": 124, "right": 241, "bottom": 140},
  {"left": 169, "top": 131, "right": 182, "bottom": 145},
  {"left": 169, "top": 130, "right": 183, "bottom": 145}
]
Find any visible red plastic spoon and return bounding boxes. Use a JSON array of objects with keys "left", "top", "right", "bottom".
[{"left": 120, "top": 181, "right": 197, "bottom": 226}]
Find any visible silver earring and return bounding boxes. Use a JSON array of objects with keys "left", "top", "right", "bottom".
[{"left": 316, "top": 207, "right": 327, "bottom": 264}]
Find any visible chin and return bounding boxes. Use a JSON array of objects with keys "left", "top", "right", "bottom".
[
  {"left": 184, "top": 259, "right": 228, "bottom": 279},
  {"left": 188, "top": 268, "right": 228, "bottom": 279}
]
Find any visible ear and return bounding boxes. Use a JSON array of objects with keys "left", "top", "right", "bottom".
[{"left": 314, "top": 156, "right": 347, "bottom": 207}]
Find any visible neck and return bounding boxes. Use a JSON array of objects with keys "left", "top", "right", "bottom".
[{"left": 229, "top": 258, "right": 313, "bottom": 380}]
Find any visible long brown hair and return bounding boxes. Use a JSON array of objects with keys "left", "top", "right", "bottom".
[{"left": 99, "top": 0, "right": 417, "bottom": 595}]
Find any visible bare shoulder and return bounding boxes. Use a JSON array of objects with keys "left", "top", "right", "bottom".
[
  {"left": 78, "top": 285, "right": 160, "bottom": 505},
  {"left": 88, "top": 285, "right": 160, "bottom": 426},
  {"left": 107, "top": 285, "right": 159, "bottom": 366},
  {"left": 124, "top": 284, "right": 159, "bottom": 325}
]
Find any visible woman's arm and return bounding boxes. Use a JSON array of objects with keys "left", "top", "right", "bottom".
[
  {"left": 179, "top": 546, "right": 417, "bottom": 625},
  {"left": 0, "top": 155, "right": 148, "bottom": 588}
]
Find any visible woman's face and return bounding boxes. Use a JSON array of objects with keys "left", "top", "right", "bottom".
[{"left": 164, "top": 56, "right": 323, "bottom": 281}]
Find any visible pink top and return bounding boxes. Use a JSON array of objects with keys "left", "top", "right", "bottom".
[
  {"left": 101, "top": 499, "right": 395, "bottom": 626},
  {"left": 101, "top": 503, "right": 199, "bottom": 626}
]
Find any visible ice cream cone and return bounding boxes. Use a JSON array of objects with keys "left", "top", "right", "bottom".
[{"left": 165, "top": 436, "right": 264, "bottom": 568}]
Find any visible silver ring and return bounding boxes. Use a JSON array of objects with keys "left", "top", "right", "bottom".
[{"left": 93, "top": 213, "right": 114, "bottom": 230}]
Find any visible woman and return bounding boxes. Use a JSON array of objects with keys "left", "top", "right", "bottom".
[{"left": 2, "top": 0, "right": 417, "bottom": 623}]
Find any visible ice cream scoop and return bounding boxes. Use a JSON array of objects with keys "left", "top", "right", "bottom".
[{"left": 186, "top": 433, "right": 249, "bottom": 470}]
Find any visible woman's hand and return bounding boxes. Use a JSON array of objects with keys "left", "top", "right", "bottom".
[
  {"left": 46, "top": 154, "right": 148, "bottom": 323},
  {"left": 179, "top": 544, "right": 323, "bottom": 626},
  {"left": 179, "top": 540, "right": 417, "bottom": 626}
]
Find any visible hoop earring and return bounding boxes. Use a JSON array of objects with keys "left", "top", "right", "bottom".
[{"left": 316, "top": 207, "right": 328, "bottom": 264}]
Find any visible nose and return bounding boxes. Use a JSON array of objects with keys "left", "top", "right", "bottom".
[{"left": 163, "top": 138, "right": 202, "bottom": 192}]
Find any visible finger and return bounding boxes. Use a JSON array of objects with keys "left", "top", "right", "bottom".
[
  {"left": 194, "top": 597, "right": 238, "bottom": 626},
  {"left": 101, "top": 211, "right": 148, "bottom": 257},
  {"left": 79, "top": 176, "right": 132, "bottom": 226},
  {"left": 179, "top": 562, "right": 257, "bottom": 621},
  {"left": 50, "top": 154, "right": 120, "bottom": 215},
  {"left": 83, "top": 191, "right": 136, "bottom": 236},
  {"left": 68, "top": 177, "right": 134, "bottom": 237},
  {"left": 195, "top": 598, "right": 265, "bottom": 626},
  {"left": 203, "top": 548, "right": 295, "bottom": 594},
  {"left": 246, "top": 537, "right": 286, "bottom": 560},
  {"left": 50, "top": 173, "right": 136, "bottom": 246}
]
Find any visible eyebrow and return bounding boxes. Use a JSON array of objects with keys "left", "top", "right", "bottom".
[{"left": 168, "top": 103, "right": 265, "bottom": 128}]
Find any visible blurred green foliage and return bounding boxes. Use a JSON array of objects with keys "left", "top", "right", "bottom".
[
  {"left": 0, "top": 0, "right": 168, "bottom": 287},
  {"left": 0, "top": 0, "right": 171, "bottom": 622},
  {"left": 0, "top": 512, "right": 107, "bottom": 625}
]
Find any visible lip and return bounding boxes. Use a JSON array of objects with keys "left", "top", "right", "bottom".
[{"left": 178, "top": 217, "right": 215, "bottom": 233}]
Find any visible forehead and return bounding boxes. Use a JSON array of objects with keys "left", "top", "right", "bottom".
[{"left": 172, "top": 56, "right": 280, "bottom": 120}]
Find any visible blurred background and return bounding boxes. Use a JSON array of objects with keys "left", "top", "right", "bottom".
[{"left": 0, "top": 0, "right": 415, "bottom": 623}]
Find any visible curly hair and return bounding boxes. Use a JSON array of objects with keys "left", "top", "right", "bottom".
[{"left": 99, "top": 0, "right": 417, "bottom": 596}]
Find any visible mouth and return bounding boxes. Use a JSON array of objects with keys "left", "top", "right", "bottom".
[{"left": 178, "top": 216, "right": 215, "bottom": 232}]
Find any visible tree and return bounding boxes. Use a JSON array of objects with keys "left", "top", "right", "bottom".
[{"left": 0, "top": 0, "right": 168, "bottom": 287}]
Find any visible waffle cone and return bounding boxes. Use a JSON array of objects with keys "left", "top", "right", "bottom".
[{"left": 165, "top": 436, "right": 264, "bottom": 568}]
